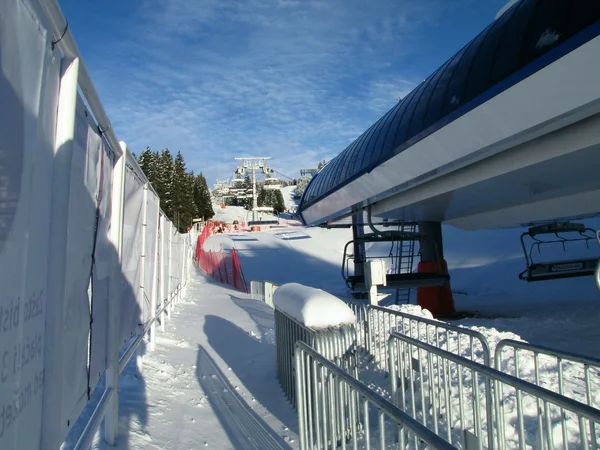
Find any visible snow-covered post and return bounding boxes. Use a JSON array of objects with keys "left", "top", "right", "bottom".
[
  {"left": 159, "top": 214, "right": 166, "bottom": 332},
  {"left": 149, "top": 196, "right": 160, "bottom": 351},
  {"left": 42, "top": 56, "right": 79, "bottom": 450},
  {"left": 105, "top": 141, "right": 128, "bottom": 445}
]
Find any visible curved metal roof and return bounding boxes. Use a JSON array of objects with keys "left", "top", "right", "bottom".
[{"left": 299, "top": 0, "right": 600, "bottom": 217}]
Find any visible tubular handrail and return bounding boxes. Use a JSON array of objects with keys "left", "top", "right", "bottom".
[
  {"left": 370, "top": 304, "right": 491, "bottom": 362},
  {"left": 389, "top": 332, "right": 600, "bottom": 425},
  {"left": 295, "top": 340, "right": 458, "bottom": 450},
  {"left": 73, "top": 282, "right": 182, "bottom": 450},
  {"left": 495, "top": 339, "right": 600, "bottom": 369}
]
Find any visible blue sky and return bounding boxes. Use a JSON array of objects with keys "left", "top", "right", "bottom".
[{"left": 60, "top": 0, "right": 511, "bottom": 186}]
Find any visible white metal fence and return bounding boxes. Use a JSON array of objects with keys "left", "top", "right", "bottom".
[
  {"left": 495, "top": 339, "right": 600, "bottom": 449},
  {"left": 295, "top": 340, "right": 458, "bottom": 450},
  {"left": 250, "top": 280, "right": 279, "bottom": 308},
  {"left": 275, "top": 308, "right": 358, "bottom": 407},
  {"left": 347, "top": 303, "right": 491, "bottom": 371},
  {"left": 389, "top": 332, "right": 600, "bottom": 450},
  {"left": 0, "top": 0, "right": 193, "bottom": 448}
]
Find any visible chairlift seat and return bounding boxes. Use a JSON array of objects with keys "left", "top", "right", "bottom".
[
  {"left": 347, "top": 273, "right": 450, "bottom": 290},
  {"left": 519, "top": 222, "right": 599, "bottom": 282},
  {"left": 519, "top": 258, "right": 599, "bottom": 282},
  {"left": 247, "top": 220, "right": 279, "bottom": 226}
]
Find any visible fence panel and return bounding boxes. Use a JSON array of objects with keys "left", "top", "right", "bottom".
[
  {"left": 120, "top": 168, "right": 146, "bottom": 346},
  {"left": 352, "top": 304, "right": 491, "bottom": 372},
  {"left": 495, "top": 339, "right": 600, "bottom": 449},
  {"left": 193, "top": 224, "right": 249, "bottom": 293},
  {"left": 295, "top": 341, "right": 458, "bottom": 450},
  {"left": 0, "top": 1, "right": 61, "bottom": 446},
  {"left": 389, "top": 332, "right": 600, "bottom": 450}
]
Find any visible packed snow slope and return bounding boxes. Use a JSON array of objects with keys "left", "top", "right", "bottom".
[
  {"left": 203, "top": 219, "right": 600, "bottom": 356},
  {"left": 75, "top": 275, "right": 299, "bottom": 450},
  {"left": 205, "top": 226, "right": 353, "bottom": 296},
  {"left": 280, "top": 186, "right": 298, "bottom": 211}
]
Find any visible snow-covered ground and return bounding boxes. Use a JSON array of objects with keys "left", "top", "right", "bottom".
[
  {"left": 280, "top": 186, "right": 299, "bottom": 212},
  {"left": 82, "top": 219, "right": 600, "bottom": 449}
]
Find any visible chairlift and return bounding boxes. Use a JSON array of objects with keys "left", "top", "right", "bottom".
[
  {"left": 519, "top": 222, "right": 600, "bottom": 282},
  {"left": 341, "top": 230, "right": 449, "bottom": 291},
  {"left": 247, "top": 207, "right": 280, "bottom": 226},
  {"left": 264, "top": 176, "right": 282, "bottom": 190}
]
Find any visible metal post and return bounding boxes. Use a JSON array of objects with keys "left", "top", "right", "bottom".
[
  {"left": 252, "top": 165, "right": 257, "bottom": 222},
  {"left": 167, "top": 221, "right": 173, "bottom": 317},
  {"left": 149, "top": 196, "right": 160, "bottom": 351},
  {"left": 104, "top": 142, "right": 128, "bottom": 445},
  {"left": 352, "top": 212, "right": 366, "bottom": 288},
  {"left": 180, "top": 238, "right": 185, "bottom": 300},
  {"left": 159, "top": 214, "right": 166, "bottom": 332},
  {"left": 137, "top": 184, "right": 148, "bottom": 373},
  {"left": 41, "top": 56, "right": 79, "bottom": 450}
]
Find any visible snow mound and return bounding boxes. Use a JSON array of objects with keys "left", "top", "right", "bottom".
[
  {"left": 273, "top": 283, "right": 356, "bottom": 329},
  {"left": 386, "top": 304, "right": 436, "bottom": 320}
]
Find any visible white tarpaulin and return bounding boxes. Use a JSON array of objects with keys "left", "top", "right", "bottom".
[
  {"left": 59, "top": 96, "right": 104, "bottom": 433},
  {"left": 163, "top": 221, "right": 171, "bottom": 301},
  {"left": 89, "top": 140, "right": 114, "bottom": 391},
  {"left": 120, "top": 169, "right": 145, "bottom": 345},
  {"left": 0, "top": 0, "right": 60, "bottom": 447},
  {"left": 171, "top": 231, "right": 181, "bottom": 289},
  {"left": 143, "top": 192, "right": 160, "bottom": 324}
]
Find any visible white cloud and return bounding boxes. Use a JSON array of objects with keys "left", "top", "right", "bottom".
[{"left": 82, "top": 0, "right": 452, "bottom": 185}]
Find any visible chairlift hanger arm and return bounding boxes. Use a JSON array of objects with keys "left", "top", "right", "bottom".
[{"left": 365, "top": 204, "right": 420, "bottom": 240}]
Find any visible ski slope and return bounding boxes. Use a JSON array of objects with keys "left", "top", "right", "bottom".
[{"left": 76, "top": 221, "right": 600, "bottom": 449}]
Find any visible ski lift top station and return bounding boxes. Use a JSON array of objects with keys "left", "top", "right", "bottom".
[{"left": 297, "top": 0, "right": 600, "bottom": 314}]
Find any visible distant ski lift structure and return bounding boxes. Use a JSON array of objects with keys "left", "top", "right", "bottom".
[
  {"left": 519, "top": 222, "right": 600, "bottom": 282},
  {"left": 264, "top": 176, "right": 282, "bottom": 190},
  {"left": 247, "top": 207, "right": 280, "bottom": 226}
]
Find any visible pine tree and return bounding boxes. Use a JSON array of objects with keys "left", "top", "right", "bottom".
[
  {"left": 273, "top": 189, "right": 285, "bottom": 213},
  {"left": 242, "top": 174, "right": 253, "bottom": 210},
  {"left": 193, "top": 173, "right": 214, "bottom": 220},
  {"left": 158, "top": 149, "right": 174, "bottom": 218},
  {"left": 171, "top": 151, "right": 193, "bottom": 232}
]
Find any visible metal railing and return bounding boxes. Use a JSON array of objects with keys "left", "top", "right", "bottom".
[
  {"left": 250, "top": 280, "right": 279, "bottom": 308},
  {"left": 275, "top": 308, "right": 357, "bottom": 407},
  {"left": 389, "top": 332, "right": 600, "bottom": 450},
  {"left": 495, "top": 339, "right": 600, "bottom": 449},
  {"left": 295, "top": 340, "right": 458, "bottom": 450},
  {"left": 72, "top": 281, "right": 184, "bottom": 450},
  {"left": 347, "top": 303, "right": 491, "bottom": 371}
]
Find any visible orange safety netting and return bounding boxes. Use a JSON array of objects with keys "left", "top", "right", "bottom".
[{"left": 194, "top": 221, "right": 248, "bottom": 293}]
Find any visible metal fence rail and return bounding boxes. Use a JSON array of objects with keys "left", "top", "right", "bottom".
[
  {"left": 347, "top": 303, "right": 491, "bottom": 372},
  {"left": 275, "top": 308, "right": 357, "bottom": 407},
  {"left": 495, "top": 339, "right": 600, "bottom": 449},
  {"left": 389, "top": 332, "right": 600, "bottom": 450},
  {"left": 295, "top": 340, "right": 458, "bottom": 450},
  {"left": 250, "top": 280, "right": 279, "bottom": 308}
]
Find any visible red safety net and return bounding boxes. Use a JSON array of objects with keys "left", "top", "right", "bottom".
[{"left": 194, "top": 221, "right": 249, "bottom": 293}]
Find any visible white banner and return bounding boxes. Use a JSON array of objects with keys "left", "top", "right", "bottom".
[
  {"left": 59, "top": 96, "right": 105, "bottom": 431},
  {"left": 143, "top": 192, "right": 160, "bottom": 324},
  {"left": 89, "top": 140, "right": 114, "bottom": 391},
  {"left": 0, "top": 0, "right": 60, "bottom": 447},
  {"left": 119, "top": 170, "right": 145, "bottom": 345}
]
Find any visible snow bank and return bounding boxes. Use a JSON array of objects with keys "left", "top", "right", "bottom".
[{"left": 273, "top": 283, "right": 356, "bottom": 329}]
